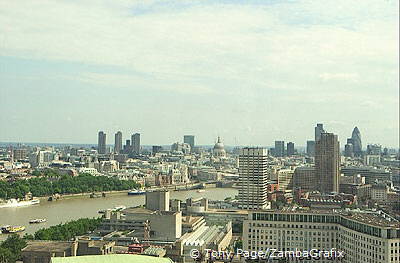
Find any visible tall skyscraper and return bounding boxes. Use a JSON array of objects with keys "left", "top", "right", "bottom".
[
  {"left": 351, "top": 126, "right": 362, "bottom": 157},
  {"left": 131, "top": 133, "right": 141, "bottom": 155},
  {"left": 98, "top": 131, "right": 106, "bottom": 154},
  {"left": 183, "top": 135, "right": 195, "bottom": 152},
  {"left": 274, "top": 141, "right": 285, "bottom": 157},
  {"left": 306, "top": 140, "right": 315, "bottom": 156},
  {"left": 315, "top": 133, "right": 340, "bottom": 193},
  {"left": 314, "top": 123, "right": 325, "bottom": 142},
  {"left": 238, "top": 147, "right": 269, "bottom": 209},
  {"left": 286, "top": 142, "right": 295, "bottom": 156},
  {"left": 114, "top": 131, "right": 122, "bottom": 153}
]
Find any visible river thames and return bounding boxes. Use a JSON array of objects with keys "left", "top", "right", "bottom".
[{"left": 0, "top": 188, "right": 238, "bottom": 239}]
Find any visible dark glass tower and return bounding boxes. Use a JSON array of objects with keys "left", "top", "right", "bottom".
[{"left": 351, "top": 127, "right": 362, "bottom": 157}]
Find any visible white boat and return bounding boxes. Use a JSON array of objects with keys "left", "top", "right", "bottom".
[
  {"left": 0, "top": 198, "right": 40, "bottom": 208},
  {"left": 29, "top": 218, "right": 47, "bottom": 224},
  {"left": 127, "top": 189, "right": 146, "bottom": 195},
  {"left": 197, "top": 189, "right": 205, "bottom": 193}
]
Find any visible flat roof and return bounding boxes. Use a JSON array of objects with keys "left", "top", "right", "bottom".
[
  {"left": 51, "top": 254, "right": 173, "bottom": 263},
  {"left": 251, "top": 209, "right": 400, "bottom": 228},
  {"left": 22, "top": 241, "right": 72, "bottom": 253}
]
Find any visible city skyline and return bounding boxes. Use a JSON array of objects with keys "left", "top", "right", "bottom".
[
  {"left": 0, "top": 0, "right": 398, "bottom": 147},
  {"left": 0, "top": 124, "right": 398, "bottom": 150}
]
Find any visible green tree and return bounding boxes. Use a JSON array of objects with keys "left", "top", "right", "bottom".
[
  {"left": 0, "top": 247, "right": 14, "bottom": 263},
  {"left": 0, "top": 234, "right": 27, "bottom": 263}
]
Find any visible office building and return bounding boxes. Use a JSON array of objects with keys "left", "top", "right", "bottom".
[
  {"left": 306, "top": 140, "right": 315, "bottom": 156},
  {"left": 341, "top": 166, "right": 391, "bottom": 184},
  {"left": 131, "top": 133, "right": 140, "bottom": 155},
  {"left": 238, "top": 147, "right": 269, "bottom": 209},
  {"left": 114, "top": 131, "right": 122, "bottom": 154},
  {"left": 344, "top": 138, "right": 354, "bottom": 157},
  {"left": 364, "top": 155, "right": 381, "bottom": 166},
  {"left": 274, "top": 141, "right": 285, "bottom": 157},
  {"left": 276, "top": 168, "right": 294, "bottom": 191},
  {"left": 152, "top": 146, "right": 163, "bottom": 155},
  {"left": 367, "top": 144, "right": 382, "bottom": 155},
  {"left": 351, "top": 126, "right": 362, "bottom": 157},
  {"left": 314, "top": 123, "right": 325, "bottom": 142},
  {"left": 243, "top": 209, "right": 400, "bottom": 263},
  {"left": 293, "top": 167, "right": 317, "bottom": 191},
  {"left": 315, "top": 133, "right": 340, "bottom": 193},
  {"left": 183, "top": 135, "right": 195, "bottom": 152},
  {"left": 145, "top": 190, "right": 170, "bottom": 211},
  {"left": 13, "top": 148, "right": 27, "bottom": 161},
  {"left": 98, "top": 131, "right": 106, "bottom": 154},
  {"left": 286, "top": 142, "right": 295, "bottom": 156}
]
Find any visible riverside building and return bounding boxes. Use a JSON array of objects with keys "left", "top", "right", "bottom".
[{"left": 243, "top": 209, "right": 400, "bottom": 263}]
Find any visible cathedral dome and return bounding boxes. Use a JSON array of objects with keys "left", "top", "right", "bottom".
[
  {"left": 213, "top": 137, "right": 224, "bottom": 150},
  {"left": 213, "top": 137, "right": 226, "bottom": 157}
]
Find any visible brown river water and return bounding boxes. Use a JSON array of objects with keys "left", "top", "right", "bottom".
[{"left": 0, "top": 188, "right": 238, "bottom": 240}]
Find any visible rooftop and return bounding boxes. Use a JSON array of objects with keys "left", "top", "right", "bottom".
[
  {"left": 252, "top": 209, "right": 400, "bottom": 228},
  {"left": 51, "top": 254, "right": 173, "bottom": 263},
  {"left": 22, "top": 241, "right": 73, "bottom": 253}
]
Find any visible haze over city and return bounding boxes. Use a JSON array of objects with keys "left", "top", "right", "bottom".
[{"left": 1, "top": 0, "right": 399, "bottom": 146}]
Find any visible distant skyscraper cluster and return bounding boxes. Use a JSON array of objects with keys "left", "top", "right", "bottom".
[{"left": 97, "top": 131, "right": 141, "bottom": 156}]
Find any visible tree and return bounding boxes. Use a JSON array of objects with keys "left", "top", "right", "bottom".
[
  {"left": 0, "top": 235, "right": 27, "bottom": 263},
  {"left": 0, "top": 247, "right": 13, "bottom": 263}
]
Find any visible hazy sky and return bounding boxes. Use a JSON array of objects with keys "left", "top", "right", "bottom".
[{"left": 0, "top": 0, "right": 398, "bottom": 147}]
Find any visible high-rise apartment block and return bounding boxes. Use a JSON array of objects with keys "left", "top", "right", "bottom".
[
  {"left": 315, "top": 133, "right": 340, "bottom": 193},
  {"left": 98, "top": 131, "right": 106, "bottom": 154},
  {"left": 131, "top": 133, "right": 140, "bottom": 155},
  {"left": 114, "top": 131, "right": 122, "bottom": 154},
  {"left": 183, "top": 135, "right": 195, "bottom": 152},
  {"left": 238, "top": 147, "right": 269, "bottom": 210}
]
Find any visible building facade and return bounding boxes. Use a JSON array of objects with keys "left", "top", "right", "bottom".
[
  {"left": 293, "top": 167, "right": 317, "bottom": 191},
  {"left": 274, "top": 141, "right": 285, "bottom": 157},
  {"left": 131, "top": 133, "right": 141, "bottom": 155},
  {"left": 306, "top": 140, "right": 315, "bottom": 156},
  {"left": 238, "top": 147, "right": 269, "bottom": 209},
  {"left": 114, "top": 131, "right": 122, "bottom": 154},
  {"left": 314, "top": 123, "right": 325, "bottom": 142},
  {"left": 243, "top": 210, "right": 400, "bottom": 263},
  {"left": 183, "top": 135, "right": 195, "bottom": 152},
  {"left": 287, "top": 142, "right": 295, "bottom": 156},
  {"left": 315, "top": 133, "right": 340, "bottom": 193},
  {"left": 98, "top": 131, "right": 106, "bottom": 154}
]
